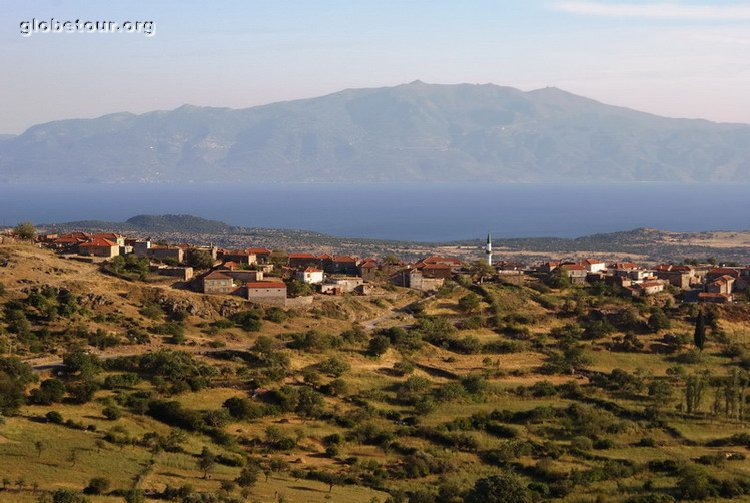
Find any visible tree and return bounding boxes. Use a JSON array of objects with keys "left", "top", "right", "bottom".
[
  {"left": 647, "top": 309, "right": 671, "bottom": 333},
  {"left": 67, "top": 448, "right": 78, "bottom": 466},
  {"left": 51, "top": 489, "right": 90, "bottom": 503},
  {"left": 123, "top": 489, "right": 145, "bottom": 503},
  {"left": 694, "top": 310, "right": 706, "bottom": 351},
  {"left": 465, "top": 473, "right": 532, "bottom": 503},
  {"left": 185, "top": 249, "right": 214, "bottom": 269},
  {"left": 236, "top": 462, "right": 261, "bottom": 489},
  {"left": 83, "top": 477, "right": 110, "bottom": 495},
  {"left": 367, "top": 335, "right": 391, "bottom": 357},
  {"left": 317, "top": 471, "right": 343, "bottom": 494},
  {"left": 197, "top": 446, "right": 216, "bottom": 479},
  {"left": 13, "top": 221, "right": 36, "bottom": 240},
  {"left": 547, "top": 345, "right": 591, "bottom": 375},
  {"left": 102, "top": 406, "right": 121, "bottom": 420},
  {"left": 469, "top": 261, "right": 494, "bottom": 283},
  {"left": 295, "top": 387, "right": 324, "bottom": 418},
  {"left": 685, "top": 372, "right": 709, "bottom": 415},
  {"left": 677, "top": 464, "right": 715, "bottom": 500},
  {"left": 62, "top": 349, "right": 101, "bottom": 378},
  {"left": 286, "top": 279, "right": 313, "bottom": 298},
  {"left": 34, "top": 440, "right": 44, "bottom": 458},
  {"left": 458, "top": 293, "right": 481, "bottom": 314},
  {"left": 648, "top": 379, "right": 674, "bottom": 416},
  {"left": 29, "top": 378, "right": 66, "bottom": 405}
]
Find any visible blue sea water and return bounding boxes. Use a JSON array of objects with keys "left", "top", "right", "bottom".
[{"left": 0, "top": 182, "right": 748, "bottom": 242}]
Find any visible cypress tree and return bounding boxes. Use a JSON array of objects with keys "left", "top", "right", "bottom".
[{"left": 694, "top": 311, "right": 706, "bottom": 351}]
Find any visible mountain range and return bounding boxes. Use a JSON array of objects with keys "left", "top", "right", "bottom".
[{"left": 2, "top": 81, "right": 749, "bottom": 183}]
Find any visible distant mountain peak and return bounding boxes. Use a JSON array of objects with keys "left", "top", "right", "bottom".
[{"left": 1, "top": 82, "right": 749, "bottom": 183}]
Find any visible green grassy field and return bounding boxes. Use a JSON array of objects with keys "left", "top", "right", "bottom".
[{"left": 3, "top": 244, "right": 750, "bottom": 502}]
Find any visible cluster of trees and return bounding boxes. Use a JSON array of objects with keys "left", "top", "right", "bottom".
[{"left": 106, "top": 255, "right": 149, "bottom": 279}]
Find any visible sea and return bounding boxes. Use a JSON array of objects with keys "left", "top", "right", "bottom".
[{"left": 0, "top": 182, "right": 748, "bottom": 242}]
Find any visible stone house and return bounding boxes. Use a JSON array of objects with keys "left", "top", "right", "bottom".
[
  {"left": 219, "top": 249, "right": 257, "bottom": 266},
  {"left": 402, "top": 268, "right": 444, "bottom": 292},
  {"left": 539, "top": 262, "right": 560, "bottom": 273},
  {"left": 320, "top": 277, "right": 364, "bottom": 295},
  {"left": 92, "top": 233, "right": 126, "bottom": 247},
  {"left": 706, "top": 275, "right": 735, "bottom": 295},
  {"left": 288, "top": 253, "right": 320, "bottom": 269},
  {"left": 51, "top": 232, "right": 91, "bottom": 253},
  {"left": 202, "top": 271, "right": 235, "bottom": 294},
  {"left": 321, "top": 256, "right": 359, "bottom": 275},
  {"left": 635, "top": 280, "right": 665, "bottom": 296},
  {"left": 296, "top": 267, "right": 324, "bottom": 284},
  {"left": 133, "top": 241, "right": 185, "bottom": 263},
  {"left": 246, "top": 281, "right": 287, "bottom": 306},
  {"left": 247, "top": 248, "right": 272, "bottom": 264},
  {"left": 654, "top": 264, "right": 694, "bottom": 289},
  {"left": 559, "top": 264, "right": 587, "bottom": 285},
  {"left": 78, "top": 237, "right": 120, "bottom": 258},
  {"left": 418, "top": 263, "right": 453, "bottom": 280},
  {"left": 581, "top": 259, "right": 606, "bottom": 273}
]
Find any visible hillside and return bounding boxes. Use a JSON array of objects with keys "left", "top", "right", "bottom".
[
  {"left": 2, "top": 81, "right": 750, "bottom": 183},
  {"left": 3, "top": 243, "right": 750, "bottom": 502}
]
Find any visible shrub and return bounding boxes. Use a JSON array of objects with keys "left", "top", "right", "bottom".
[
  {"left": 465, "top": 473, "right": 532, "bottom": 503},
  {"left": 676, "top": 465, "right": 717, "bottom": 500},
  {"left": 46, "top": 410, "right": 64, "bottom": 424},
  {"left": 29, "top": 378, "right": 66, "bottom": 404},
  {"left": 367, "top": 335, "right": 391, "bottom": 357},
  {"left": 83, "top": 477, "right": 110, "bottom": 495},
  {"left": 230, "top": 311, "right": 263, "bottom": 332},
  {"left": 102, "top": 406, "right": 122, "bottom": 420},
  {"left": 318, "top": 356, "right": 350, "bottom": 377},
  {"left": 571, "top": 436, "right": 593, "bottom": 450},
  {"left": 51, "top": 489, "right": 90, "bottom": 503}
]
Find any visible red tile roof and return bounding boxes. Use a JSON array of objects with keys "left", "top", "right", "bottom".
[
  {"left": 204, "top": 271, "right": 232, "bottom": 280},
  {"left": 247, "top": 281, "right": 286, "bottom": 289},
  {"left": 638, "top": 281, "right": 664, "bottom": 288},
  {"left": 222, "top": 249, "right": 254, "bottom": 256},
  {"left": 52, "top": 236, "right": 84, "bottom": 244},
  {"left": 333, "top": 256, "right": 357, "bottom": 263},
  {"left": 92, "top": 233, "right": 123, "bottom": 240},
  {"left": 303, "top": 267, "right": 322, "bottom": 273},
  {"left": 560, "top": 264, "right": 586, "bottom": 271},
  {"left": 80, "top": 237, "right": 117, "bottom": 247},
  {"left": 613, "top": 262, "right": 639, "bottom": 269},
  {"left": 246, "top": 248, "right": 271, "bottom": 254},
  {"left": 288, "top": 253, "right": 317, "bottom": 259},
  {"left": 360, "top": 262, "right": 377, "bottom": 269},
  {"left": 711, "top": 275, "right": 736, "bottom": 285},
  {"left": 419, "top": 256, "right": 462, "bottom": 266},
  {"left": 709, "top": 268, "right": 740, "bottom": 277}
]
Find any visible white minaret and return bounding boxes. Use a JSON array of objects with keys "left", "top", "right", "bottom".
[{"left": 485, "top": 233, "right": 492, "bottom": 266}]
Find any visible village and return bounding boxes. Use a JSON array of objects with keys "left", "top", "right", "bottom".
[{"left": 30, "top": 230, "right": 750, "bottom": 307}]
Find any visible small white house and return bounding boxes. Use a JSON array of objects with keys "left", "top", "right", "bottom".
[
  {"left": 296, "top": 267, "right": 324, "bottom": 284},
  {"left": 582, "top": 259, "right": 606, "bottom": 274}
]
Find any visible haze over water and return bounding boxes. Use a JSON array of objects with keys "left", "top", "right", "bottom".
[{"left": 1, "top": 182, "right": 748, "bottom": 242}]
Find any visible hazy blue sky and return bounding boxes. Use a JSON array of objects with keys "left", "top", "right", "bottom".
[{"left": 2, "top": 0, "right": 750, "bottom": 133}]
